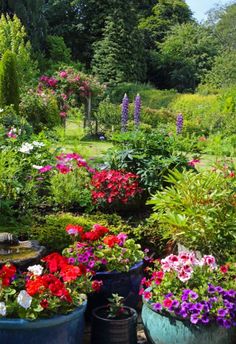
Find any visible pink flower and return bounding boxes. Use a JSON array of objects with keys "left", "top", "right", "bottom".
[
  {"left": 188, "top": 159, "right": 200, "bottom": 167},
  {"left": 163, "top": 298, "right": 173, "bottom": 308},
  {"left": 202, "top": 255, "right": 216, "bottom": 269},
  {"left": 178, "top": 268, "right": 192, "bottom": 282},
  {"left": 60, "top": 112, "right": 67, "bottom": 118},
  {"left": 39, "top": 165, "right": 53, "bottom": 173},
  {"left": 56, "top": 164, "right": 71, "bottom": 174},
  {"left": 59, "top": 71, "right": 68, "bottom": 78},
  {"left": 143, "top": 291, "right": 152, "bottom": 301}
]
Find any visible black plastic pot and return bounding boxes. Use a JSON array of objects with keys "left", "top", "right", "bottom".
[{"left": 91, "top": 306, "right": 138, "bottom": 344}]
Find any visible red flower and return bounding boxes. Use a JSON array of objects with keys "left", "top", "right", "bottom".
[
  {"left": 42, "top": 253, "right": 68, "bottom": 273},
  {"left": 92, "top": 280, "right": 103, "bottom": 292},
  {"left": 40, "top": 299, "right": 49, "bottom": 309},
  {"left": 103, "top": 235, "right": 119, "bottom": 248},
  {"left": 220, "top": 264, "right": 229, "bottom": 274},
  {"left": 66, "top": 224, "right": 84, "bottom": 236},
  {"left": 163, "top": 298, "right": 173, "bottom": 308},
  {"left": 0, "top": 264, "right": 16, "bottom": 287},
  {"left": 60, "top": 264, "right": 85, "bottom": 282}
]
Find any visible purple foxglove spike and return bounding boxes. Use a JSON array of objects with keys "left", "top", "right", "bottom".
[{"left": 176, "top": 113, "right": 184, "bottom": 134}]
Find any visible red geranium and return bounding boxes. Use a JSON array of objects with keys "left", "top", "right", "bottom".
[
  {"left": 42, "top": 253, "right": 68, "bottom": 273},
  {"left": 103, "top": 235, "right": 119, "bottom": 248},
  {"left": 0, "top": 264, "right": 16, "bottom": 287}
]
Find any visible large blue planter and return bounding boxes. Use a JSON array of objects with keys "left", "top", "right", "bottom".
[
  {"left": 0, "top": 301, "right": 87, "bottom": 344},
  {"left": 142, "top": 301, "right": 236, "bottom": 344},
  {"left": 88, "top": 261, "right": 143, "bottom": 313}
]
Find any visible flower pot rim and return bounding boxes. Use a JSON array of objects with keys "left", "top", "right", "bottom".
[
  {"left": 0, "top": 300, "right": 87, "bottom": 330},
  {"left": 95, "top": 260, "right": 143, "bottom": 276},
  {"left": 92, "top": 305, "right": 137, "bottom": 322}
]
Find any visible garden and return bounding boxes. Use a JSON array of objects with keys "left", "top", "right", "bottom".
[{"left": 0, "top": 1, "right": 235, "bottom": 344}]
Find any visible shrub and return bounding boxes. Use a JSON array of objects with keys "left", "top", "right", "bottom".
[
  {"left": 25, "top": 213, "right": 132, "bottom": 252},
  {"left": 20, "top": 90, "right": 60, "bottom": 133},
  {"left": 49, "top": 167, "right": 93, "bottom": 212},
  {"left": 46, "top": 35, "right": 72, "bottom": 63},
  {"left": 0, "top": 50, "right": 19, "bottom": 112},
  {"left": 105, "top": 130, "right": 189, "bottom": 194},
  {"left": 0, "top": 15, "right": 38, "bottom": 88},
  {"left": 148, "top": 169, "right": 236, "bottom": 262}
]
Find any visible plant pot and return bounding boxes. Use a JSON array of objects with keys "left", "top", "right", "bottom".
[
  {"left": 87, "top": 260, "right": 143, "bottom": 314},
  {"left": 141, "top": 301, "right": 236, "bottom": 344},
  {"left": 0, "top": 301, "right": 87, "bottom": 344},
  {"left": 91, "top": 305, "right": 138, "bottom": 344}
]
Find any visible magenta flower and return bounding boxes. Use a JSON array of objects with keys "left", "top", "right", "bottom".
[{"left": 39, "top": 165, "right": 53, "bottom": 173}]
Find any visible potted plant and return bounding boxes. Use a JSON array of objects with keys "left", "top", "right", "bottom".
[
  {"left": 63, "top": 223, "right": 144, "bottom": 309},
  {"left": 0, "top": 252, "right": 101, "bottom": 344},
  {"left": 91, "top": 293, "right": 137, "bottom": 344},
  {"left": 140, "top": 252, "right": 236, "bottom": 344}
]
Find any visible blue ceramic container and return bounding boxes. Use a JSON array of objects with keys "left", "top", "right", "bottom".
[
  {"left": 142, "top": 301, "right": 236, "bottom": 344},
  {"left": 88, "top": 261, "right": 143, "bottom": 313},
  {"left": 0, "top": 301, "right": 87, "bottom": 344}
]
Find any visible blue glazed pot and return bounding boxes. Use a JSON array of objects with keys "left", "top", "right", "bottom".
[
  {"left": 0, "top": 301, "right": 87, "bottom": 344},
  {"left": 88, "top": 261, "right": 143, "bottom": 313},
  {"left": 142, "top": 301, "right": 236, "bottom": 344}
]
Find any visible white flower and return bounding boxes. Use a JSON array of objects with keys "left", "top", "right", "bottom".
[
  {"left": 0, "top": 302, "right": 7, "bottom": 316},
  {"left": 32, "top": 165, "right": 43, "bottom": 170},
  {"left": 27, "top": 264, "right": 44, "bottom": 276},
  {"left": 17, "top": 290, "right": 32, "bottom": 309},
  {"left": 19, "top": 143, "right": 34, "bottom": 154},
  {"left": 0, "top": 108, "right": 4, "bottom": 113},
  {"left": 32, "top": 141, "right": 45, "bottom": 147}
]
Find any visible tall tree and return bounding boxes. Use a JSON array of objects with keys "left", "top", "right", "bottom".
[
  {"left": 154, "top": 23, "right": 218, "bottom": 91},
  {"left": 139, "top": 0, "right": 193, "bottom": 48},
  {"left": 0, "top": 0, "right": 47, "bottom": 51},
  {"left": 92, "top": 0, "right": 146, "bottom": 83}
]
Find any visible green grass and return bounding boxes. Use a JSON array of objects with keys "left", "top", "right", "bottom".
[{"left": 55, "top": 119, "right": 112, "bottom": 160}]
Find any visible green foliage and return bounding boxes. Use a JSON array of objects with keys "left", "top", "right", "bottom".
[
  {"left": 0, "top": 15, "right": 38, "bottom": 87},
  {"left": 49, "top": 168, "right": 94, "bottom": 212},
  {"left": 139, "top": 0, "right": 193, "bottom": 47},
  {"left": 0, "top": 50, "right": 19, "bottom": 112},
  {"left": 92, "top": 1, "right": 146, "bottom": 83},
  {"left": 201, "top": 51, "right": 236, "bottom": 89},
  {"left": 46, "top": 35, "right": 72, "bottom": 63},
  {"left": 105, "top": 130, "right": 189, "bottom": 193},
  {"left": 26, "top": 212, "right": 131, "bottom": 252},
  {"left": 207, "top": 3, "right": 236, "bottom": 50},
  {"left": 156, "top": 23, "right": 218, "bottom": 91},
  {"left": 108, "top": 83, "right": 178, "bottom": 108},
  {"left": 20, "top": 91, "right": 60, "bottom": 133},
  {"left": 148, "top": 169, "right": 236, "bottom": 261},
  {"left": 5, "top": 0, "right": 47, "bottom": 52},
  {"left": 0, "top": 105, "right": 33, "bottom": 138}
]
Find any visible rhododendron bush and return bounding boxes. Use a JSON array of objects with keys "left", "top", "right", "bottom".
[
  {"left": 63, "top": 223, "right": 144, "bottom": 272},
  {"left": 0, "top": 253, "right": 101, "bottom": 320},
  {"left": 140, "top": 252, "right": 236, "bottom": 329}
]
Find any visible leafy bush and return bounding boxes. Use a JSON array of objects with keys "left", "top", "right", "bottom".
[
  {"left": 108, "top": 82, "right": 178, "bottom": 108},
  {"left": 20, "top": 90, "right": 60, "bottom": 133},
  {"left": 49, "top": 167, "right": 93, "bottom": 212},
  {"left": 0, "top": 50, "right": 19, "bottom": 112},
  {"left": 25, "top": 213, "right": 132, "bottom": 252},
  {"left": 46, "top": 35, "right": 72, "bottom": 63},
  {"left": 148, "top": 169, "right": 236, "bottom": 261},
  {"left": 0, "top": 15, "right": 38, "bottom": 88},
  {"left": 105, "top": 130, "right": 189, "bottom": 193}
]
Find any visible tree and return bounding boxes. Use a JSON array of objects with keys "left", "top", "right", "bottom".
[
  {"left": 0, "top": 14, "right": 38, "bottom": 87},
  {"left": 0, "top": 0, "right": 47, "bottom": 51},
  {"left": 207, "top": 3, "right": 236, "bottom": 50},
  {"left": 0, "top": 50, "right": 20, "bottom": 112},
  {"left": 155, "top": 23, "right": 218, "bottom": 91},
  {"left": 139, "top": 0, "right": 193, "bottom": 48},
  {"left": 92, "top": 1, "right": 146, "bottom": 83}
]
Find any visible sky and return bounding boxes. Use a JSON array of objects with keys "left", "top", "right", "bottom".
[{"left": 186, "top": 0, "right": 231, "bottom": 21}]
